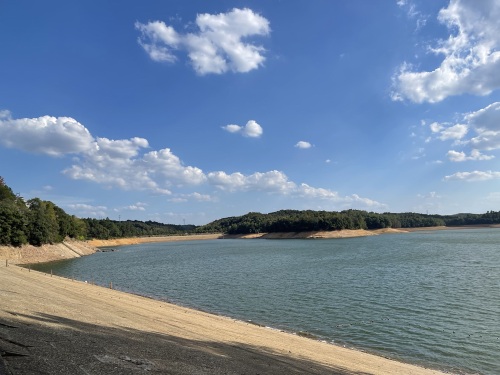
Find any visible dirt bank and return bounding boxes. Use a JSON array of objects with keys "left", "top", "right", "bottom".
[
  {"left": 3, "top": 226, "right": 491, "bottom": 265},
  {"left": 223, "top": 228, "right": 409, "bottom": 239},
  {"left": 86, "top": 233, "right": 223, "bottom": 247},
  {"left": 0, "top": 239, "right": 97, "bottom": 265}
]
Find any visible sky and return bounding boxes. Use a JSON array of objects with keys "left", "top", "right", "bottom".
[{"left": 1, "top": 0, "right": 500, "bottom": 225}]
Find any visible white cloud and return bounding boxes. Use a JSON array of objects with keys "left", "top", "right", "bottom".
[
  {"left": 135, "top": 21, "right": 180, "bottom": 62},
  {"left": 297, "top": 183, "right": 339, "bottom": 200},
  {"left": 223, "top": 124, "right": 242, "bottom": 134},
  {"left": 393, "top": 0, "right": 500, "bottom": 103},
  {"left": 466, "top": 102, "right": 500, "bottom": 150},
  {"left": 428, "top": 122, "right": 468, "bottom": 141},
  {"left": 206, "top": 173, "right": 386, "bottom": 209},
  {"left": 0, "top": 112, "right": 94, "bottom": 156},
  {"left": 426, "top": 102, "right": 500, "bottom": 164},
  {"left": 136, "top": 8, "right": 270, "bottom": 75},
  {"left": 417, "top": 191, "right": 441, "bottom": 199},
  {"left": 142, "top": 148, "right": 207, "bottom": 185},
  {"left": 397, "top": 0, "right": 428, "bottom": 31},
  {"left": 295, "top": 141, "right": 312, "bottom": 149},
  {"left": 444, "top": 170, "right": 500, "bottom": 181},
  {"left": 345, "top": 194, "right": 387, "bottom": 209},
  {"left": 466, "top": 102, "right": 500, "bottom": 131},
  {"left": 121, "top": 202, "right": 148, "bottom": 211},
  {"left": 222, "top": 120, "right": 263, "bottom": 138},
  {"left": 439, "top": 124, "right": 468, "bottom": 141},
  {"left": 66, "top": 203, "right": 108, "bottom": 218},
  {"left": 169, "top": 192, "right": 215, "bottom": 203},
  {"left": 1, "top": 111, "right": 384, "bottom": 211},
  {"left": 447, "top": 149, "right": 494, "bottom": 162},
  {"left": 207, "top": 170, "right": 296, "bottom": 193},
  {"left": 430, "top": 122, "right": 444, "bottom": 133}
]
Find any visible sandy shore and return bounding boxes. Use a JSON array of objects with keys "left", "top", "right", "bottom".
[
  {"left": 86, "top": 228, "right": 407, "bottom": 247},
  {"left": 0, "top": 239, "right": 97, "bottom": 265},
  {"left": 0, "top": 265, "right": 446, "bottom": 375},
  {"left": 86, "top": 233, "right": 223, "bottom": 247}
]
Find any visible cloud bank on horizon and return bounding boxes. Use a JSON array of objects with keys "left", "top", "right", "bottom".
[
  {"left": 1, "top": 0, "right": 500, "bottom": 224},
  {"left": 0, "top": 110, "right": 383, "bottom": 210}
]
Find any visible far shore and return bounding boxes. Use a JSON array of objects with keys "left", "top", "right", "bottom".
[
  {"left": 88, "top": 224, "right": 500, "bottom": 247},
  {"left": 2, "top": 225, "right": 499, "bottom": 265}
]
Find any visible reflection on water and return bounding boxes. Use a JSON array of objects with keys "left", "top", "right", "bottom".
[{"left": 34, "top": 228, "right": 500, "bottom": 375}]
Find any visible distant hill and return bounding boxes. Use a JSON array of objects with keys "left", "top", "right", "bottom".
[
  {"left": 196, "top": 209, "right": 500, "bottom": 235},
  {"left": 3, "top": 176, "right": 500, "bottom": 247}
]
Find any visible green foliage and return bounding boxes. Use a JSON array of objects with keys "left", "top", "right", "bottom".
[
  {"left": 27, "top": 198, "right": 59, "bottom": 245},
  {"left": 0, "top": 199, "right": 29, "bottom": 246},
  {"left": 197, "top": 209, "right": 495, "bottom": 235},
  {"left": 81, "top": 218, "right": 190, "bottom": 240},
  {"left": 3, "top": 175, "right": 500, "bottom": 246}
]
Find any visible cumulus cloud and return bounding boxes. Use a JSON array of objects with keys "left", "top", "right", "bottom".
[
  {"left": 136, "top": 8, "right": 270, "bottom": 75},
  {"left": 222, "top": 120, "right": 263, "bottom": 138},
  {"left": 393, "top": 0, "right": 500, "bottom": 103},
  {"left": 205, "top": 172, "right": 386, "bottom": 209},
  {"left": 207, "top": 170, "right": 296, "bottom": 193},
  {"left": 444, "top": 170, "right": 500, "bottom": 181},
  {"left": 0, "top": 111, "right": 94, "bottom": 156},
  {"left": 295, "top": 141, "right": 312, "bottom": 149},
  {"left": 0, "top": 111, "right": 384, "bottom": 210}
]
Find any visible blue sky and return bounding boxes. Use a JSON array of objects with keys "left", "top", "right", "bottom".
[{"left": 1, "top": 0, "right": 500, "bottom": 225}]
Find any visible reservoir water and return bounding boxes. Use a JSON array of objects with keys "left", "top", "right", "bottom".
[{"left": 33, "top": 228, "right": 500, "bottom": 374}]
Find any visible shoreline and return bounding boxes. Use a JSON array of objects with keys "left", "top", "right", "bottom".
[
  {"left": 0, "top": 264, "right": 448, "bottom": 374},
  {"left": 3, "top": 225, "right": 498, "bottom": 265}
]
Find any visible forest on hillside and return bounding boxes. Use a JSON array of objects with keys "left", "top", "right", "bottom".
[
  {"left": 2, "top": 176, "right": 500, "bottom": 247},
  {"left": 0, "top": 177, "right": 191, "bottom": 247},
  {"left": 196, "top": 209, "right": 500, "bottom": 234}
]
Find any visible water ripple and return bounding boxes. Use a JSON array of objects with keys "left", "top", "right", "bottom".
[{"left": 34, "top": 228, "right": 500, "bottom": 375}]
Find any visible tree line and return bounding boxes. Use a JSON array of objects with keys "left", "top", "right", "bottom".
[
  {"left": 196, "top": 209, "right": 500, "bottom": 234},
  {"left": 0, "top": 177, "right": 191, "bottom": 247},
  {"left": 3, "top": 176, "right": 500, "bottom": 247}
]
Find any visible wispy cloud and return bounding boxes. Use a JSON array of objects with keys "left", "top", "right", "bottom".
[
  {"left": 397, "top": 0, "right": 428, "bottom": 31},
  {"left": 447, "top": 149, "right": 494, "bottom": 162},
  {"left": 445, "top": 170, "right": 500, "bottom": 182}
]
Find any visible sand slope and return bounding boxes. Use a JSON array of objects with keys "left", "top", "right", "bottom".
[
  {"left": 0, "top": 265, "right": 446, "bottom": 374},
  {"left": 0, "top": 239, "right": 97, "bottom": 265}
]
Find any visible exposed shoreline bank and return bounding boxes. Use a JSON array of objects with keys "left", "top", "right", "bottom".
[
  {"left": 0, "top": 264, "right": 447, "bottom": 374},
  {"left": 2, "top": 225, "right": 498, "bottom": 265}
]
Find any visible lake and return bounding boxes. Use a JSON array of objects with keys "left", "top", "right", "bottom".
[{"left": 33, "top": 228, "right": 500, "bottom": 374}]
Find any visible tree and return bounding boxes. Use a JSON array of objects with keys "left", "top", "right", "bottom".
[{"left": 27, "top": 198, "right": 59, "bottom": 245}]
